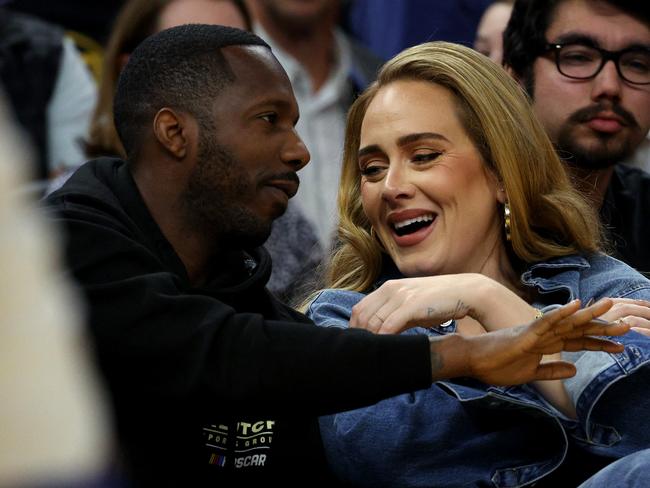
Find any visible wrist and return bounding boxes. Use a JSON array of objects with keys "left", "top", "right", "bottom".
[
  {"left": 462, "top": 275, "right": 510, "bottom": 326},
  {"left": 476, "top": 278, "right": 539, "bottom": 329},
  {"left": 428, "top": 333, "right": 472, "bottom": 381}
]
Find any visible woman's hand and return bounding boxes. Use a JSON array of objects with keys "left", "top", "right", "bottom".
[
  {"left": 351, "top": 274, "right": 537, "bottom": 334},
  {"left": 596, "top": 298, "right": 650, "bottom": 337}
]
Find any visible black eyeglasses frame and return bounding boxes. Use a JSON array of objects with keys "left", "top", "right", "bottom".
[{"left": 543, "top": 42, "right": 650, "bottom": 85}]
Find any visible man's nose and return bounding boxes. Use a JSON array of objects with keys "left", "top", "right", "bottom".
[
  {"left": 591, "top": 59, "right": 623, "bottom": 101},
  {"left": 281, "top": 130, "right": 310, "bottom": 171}
]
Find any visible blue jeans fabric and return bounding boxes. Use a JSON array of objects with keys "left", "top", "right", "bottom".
[{"left": 579, "top": 449, "right": 650, "bottom": 487}]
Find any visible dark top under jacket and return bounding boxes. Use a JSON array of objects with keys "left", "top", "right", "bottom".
[
  {"left": 601, "top": 164, "right": 650, "bottom": 277},
  {"left": 44, "top": 158, "right": 432, "bottom": 486}
]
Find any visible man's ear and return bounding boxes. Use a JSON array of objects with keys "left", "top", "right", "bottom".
[{"left": 153, "top": 108, "right": 190, "bottom": 159}]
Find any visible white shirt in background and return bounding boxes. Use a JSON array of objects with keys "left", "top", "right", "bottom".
[{"left": 255, "top": 24, "right": 354, "bottom": 249}]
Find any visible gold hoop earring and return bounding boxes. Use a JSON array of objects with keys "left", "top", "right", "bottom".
[{"left": 503, "top": 202, "right": 512, "bottom": 242}]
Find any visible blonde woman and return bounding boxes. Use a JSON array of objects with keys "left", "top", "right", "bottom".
[{"left": 306, "top": 42, "right": 650, "bottom": 487}]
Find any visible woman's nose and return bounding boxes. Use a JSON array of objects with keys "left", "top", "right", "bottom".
[{"left": 381, "top": 166, "right": 415, "bottom": 201}]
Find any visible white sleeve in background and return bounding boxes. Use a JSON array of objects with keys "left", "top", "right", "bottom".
[{"left": 46, "top": 36, "right": 97, "bottom": 174}]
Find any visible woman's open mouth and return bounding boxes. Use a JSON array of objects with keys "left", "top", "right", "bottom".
[
  {"left": 388, "top": 212, "right": 437, "bottom": 246},
  {"left": 393, "top": 213, "right": 435, "bottom": 236}
]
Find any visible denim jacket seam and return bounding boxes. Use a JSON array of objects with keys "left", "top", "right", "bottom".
[
  {"left": 526, "top": 258, "right": 590, "bottom": 271},
  {"left": 524, "top": 280, "right": 574, "bottom": 301},
  {"left": 614, "top": 283, "right": 650, "bottom": 298}
]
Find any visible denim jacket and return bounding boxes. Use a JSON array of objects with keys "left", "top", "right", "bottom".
[{"left": 307, "top": 254, "right": 650, "bottom": 487}]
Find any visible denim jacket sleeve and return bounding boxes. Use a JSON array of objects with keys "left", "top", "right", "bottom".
[
  {"left": 525, "top": 255, "right": 650, "bottom": 458},
  {"left": 307, "top": 289, "right": 365, "bottom": 329}
]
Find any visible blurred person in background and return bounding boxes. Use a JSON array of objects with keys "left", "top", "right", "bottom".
[
  {"left": 474, "top": 0, "right": 514, "bottom": 63},
  {"left": 0, "top": 6, "right": 96, "bottom": 185},
  {"left": 344, "top": 0, "right": 492, "bottom": 60},
  {"left": 6, "top": 0, "right": 126, "bottom": 45}
]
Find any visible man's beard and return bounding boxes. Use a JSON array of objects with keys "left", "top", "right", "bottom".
[
  {"left": 556, "top": 102, "right": 640, "bottom": 170},
  {"left": 524, "top": 73, "right": 642, "bottom": 170},
  {"left": 181, "top": 134, "right": 272, "bottom": 251}
]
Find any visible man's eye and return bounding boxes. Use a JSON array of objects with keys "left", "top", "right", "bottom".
[
  {"left": 260, "top": 113, "right": 278, "bottom": 124},
  {"left": 560, "top": 50, "right": 596, "bottom": 65},
  {"left": 623, "top": 55, "right": 650, "bottom": 74}
]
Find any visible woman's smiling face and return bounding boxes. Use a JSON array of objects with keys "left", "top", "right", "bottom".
[{"left": 358, "top": 79, "right": 505, "bottom": 277}]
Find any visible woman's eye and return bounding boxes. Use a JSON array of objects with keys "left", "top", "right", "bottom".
[
  {"left": 412, "top": 152, "right": 441, "bottom": 163},
  {"left": 360, "top": 164, "right": 384, "bottom": 177}
]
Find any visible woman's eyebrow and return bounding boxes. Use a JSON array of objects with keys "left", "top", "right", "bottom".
[
  {"left": 358, "top": 144, "right": 382, "bottom": 159},
  {"left": 397, "top": 132, "right": 450, "bottom": 147}
]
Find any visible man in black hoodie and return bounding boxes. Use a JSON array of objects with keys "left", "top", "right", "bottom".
[{"left": 45, "top": 24, "right": 625, "bottom": 486}]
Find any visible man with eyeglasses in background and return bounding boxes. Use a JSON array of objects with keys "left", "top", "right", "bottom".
[{"left": 504, "top": 0, "right": 650, "bottom": 276}]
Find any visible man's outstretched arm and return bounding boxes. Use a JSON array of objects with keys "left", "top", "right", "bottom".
[{"left": 428, "top": 299, "right": 629, "bottom": 385}]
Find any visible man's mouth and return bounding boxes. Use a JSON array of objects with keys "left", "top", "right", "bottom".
[
  {"left": 586, "top": 117, "right": 624, "bottom": 134},
  {"left": 264, "top": 173, "right": 300, "bottom": 199},
  {"left": 571, "top": 103, "right": 638, "bottom": 134}
]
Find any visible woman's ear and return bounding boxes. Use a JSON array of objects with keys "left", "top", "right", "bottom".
[
  {"left": 497, "top": 186, "right": 508, "bottom": 204},
  {"left": 153, "top": 108, "right": 189, "bottom": 159}
]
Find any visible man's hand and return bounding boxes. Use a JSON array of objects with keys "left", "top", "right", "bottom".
[{"left": 430, "top": 299, "right": 630, "bottom": 385}]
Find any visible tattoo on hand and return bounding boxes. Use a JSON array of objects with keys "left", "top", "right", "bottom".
[
  {"left": 427, "top": 301, "right": 471, "bottom": 320},
  {"left": 453, "top": 300, "right": 467, "bottom": 316}
]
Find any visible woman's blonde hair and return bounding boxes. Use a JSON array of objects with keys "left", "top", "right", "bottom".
[{"left": 327, "top": 41, "right": 602, "bottom": 293}]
